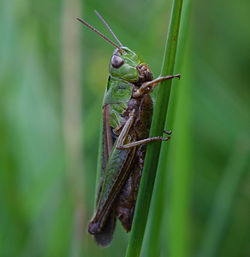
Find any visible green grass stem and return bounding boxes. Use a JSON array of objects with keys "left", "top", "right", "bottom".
[
  {"left": 125, "top": 1, "right": 183, "bottom": 256},
  {"left": 143, "top": 1, "right": 191, "bottom": 256}
]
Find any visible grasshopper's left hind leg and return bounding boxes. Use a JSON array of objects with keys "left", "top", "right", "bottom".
[
  {"left": 115, "top": 109, "right": 172, "bottom": 150},
  {"left": 117, "top": 130, "right": 172, "bottom": 150}
]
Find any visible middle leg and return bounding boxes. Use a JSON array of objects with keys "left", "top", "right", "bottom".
[{"left": 116, "top": 130, "right": 171, "bottom": 150}]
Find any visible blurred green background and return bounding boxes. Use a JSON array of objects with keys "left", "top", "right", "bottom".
[{"left": 0, "top": 0, "right": 249, "bottom": 256}]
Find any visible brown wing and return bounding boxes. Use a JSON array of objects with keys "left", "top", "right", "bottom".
[
  {"left": 96, "top": 104, "right": 114, "bottom": 206},
  {"left": 88, "top": 142, "right": 136, "bottom": 234},
  {"left": 90, "top": 104, "right": 136, "bottom": 246},
  {"left": 102, "top": 104, "right": 113, "bottom": 173}
]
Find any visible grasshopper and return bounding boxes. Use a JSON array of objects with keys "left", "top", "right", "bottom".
[{"left": 77, "top": 11, "right": 180, "bottom": 246}]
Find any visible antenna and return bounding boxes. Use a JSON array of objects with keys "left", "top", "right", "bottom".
[
  {"left": 76, "top": 18, "right": 123, "bottom": 52},
  {"left": 94, "top": 10, "right": 123, "bottom": 47}
]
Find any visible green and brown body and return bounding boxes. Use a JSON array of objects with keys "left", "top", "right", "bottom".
[{"left": 87, "top": 46, "right": 180, "bottom": 246}]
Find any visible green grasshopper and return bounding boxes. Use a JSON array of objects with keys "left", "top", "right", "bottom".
[{"left": 77, "top": 11, "right": 180, "bottom": 247}]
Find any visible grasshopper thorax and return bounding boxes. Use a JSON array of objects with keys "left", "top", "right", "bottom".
[{"left": 110, "top": 47, "right": 153, "bottom": 85}]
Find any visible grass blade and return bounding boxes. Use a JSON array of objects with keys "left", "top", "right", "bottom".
[
  {"left": 143, "top": 1, "right": 191, "bottom": 256},
  {"left": 125, "top": 0, "right": 183, "bottom": 256}
]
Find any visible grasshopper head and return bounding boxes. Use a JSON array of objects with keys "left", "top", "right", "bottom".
[
  {"left": 77, "top": 14, "right": 153, "bottom": 85},
  {"left": 110, "top": 47, "right": 153, "bottom": 84}
]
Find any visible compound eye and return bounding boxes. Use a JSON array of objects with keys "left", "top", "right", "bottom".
[{"left": 111, "top": 55, "right": 124, "bottom": 68}]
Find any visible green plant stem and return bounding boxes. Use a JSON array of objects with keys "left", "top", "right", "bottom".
[
  {"left": 143, "top": 0, "right": 191, "bottom": 256},
  {"left": 167, "top": 55, "right": 191, "bottom": 257},
  {"left": 125, "top": 1, "right": 183, "bottom": 256}
]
